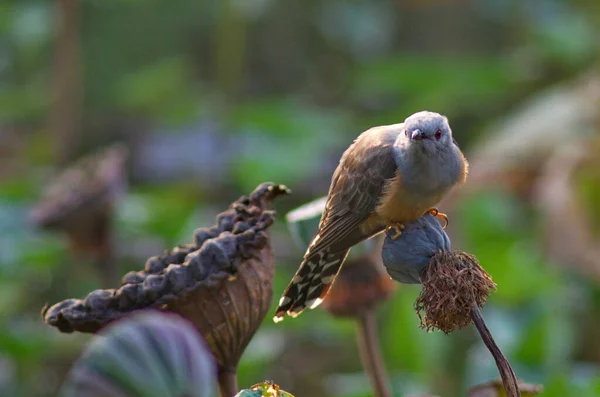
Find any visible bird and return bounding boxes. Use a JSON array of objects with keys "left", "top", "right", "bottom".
[{"left": 273, "top": 110, "right": 468, "bottom": 322}]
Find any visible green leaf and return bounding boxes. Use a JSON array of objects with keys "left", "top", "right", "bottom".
[
  {"left": 242, "top": 381, "right": 295, "bottom": 397},
  {"left": 60, "top": 311, "right": 216, "bottom": 397}
]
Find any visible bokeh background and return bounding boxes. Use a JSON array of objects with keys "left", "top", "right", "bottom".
[{"left": 2, "top": 0, "right": 600, "bottom": 396}]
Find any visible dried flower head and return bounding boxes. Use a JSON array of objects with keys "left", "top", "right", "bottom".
[
  {"left": 43, "top": 183, "right": 289, "bottom": 381},
  {"left": 30, "top": 144, "right": 127, "bottom": 252},
  {"left": 415, "top": 251, "right": 496, "bottom": 333}
]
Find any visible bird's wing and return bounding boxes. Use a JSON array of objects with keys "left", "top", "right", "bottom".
[
  {"left": 307, "top": 125, "right": 401, "bottom": 258},
  {"left": 273, "top": 125, "right": 402, "bottom": 321}
]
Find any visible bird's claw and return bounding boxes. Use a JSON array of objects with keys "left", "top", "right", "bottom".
[
  {"left": 427, "top": 208, "right": 448, "bottom": 228},
  {"left": 386, "top": 223, "right": 405, "bottom": 240}
]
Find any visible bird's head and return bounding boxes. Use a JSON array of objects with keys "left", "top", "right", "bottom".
[{"left": 403, "top": 111, "right": 453, "bottom": 151}]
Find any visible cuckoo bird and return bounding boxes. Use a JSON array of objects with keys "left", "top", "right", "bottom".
[{"left": 274, "top": 111, "right": 468, "bottom": 322}]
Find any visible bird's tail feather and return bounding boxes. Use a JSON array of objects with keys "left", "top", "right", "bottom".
[{"left": 273, "top": 248, "right": 349, "bottom": 322}]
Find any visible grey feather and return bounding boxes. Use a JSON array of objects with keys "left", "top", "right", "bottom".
[
  {"left": 392, "top": 111, "right": 465, "bottom": 198},
  {"left": 381, "top": 213, "right": 451, "bottom": 284}
]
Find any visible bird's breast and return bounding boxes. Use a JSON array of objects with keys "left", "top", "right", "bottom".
[{"left": 375, "top": 172, "right": 444, "bottom": 224}]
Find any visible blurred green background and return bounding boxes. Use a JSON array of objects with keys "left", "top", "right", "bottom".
[{"left": 1, "top": 0, "right": 600, "bottom": 396}]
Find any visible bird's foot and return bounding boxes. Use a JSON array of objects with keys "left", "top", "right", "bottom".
[
  {"left": 385, "top": 222, "right": 405, "bottom": 240},
  {"left": 426, "top": 207, "right": 448, "bottom": 228}
]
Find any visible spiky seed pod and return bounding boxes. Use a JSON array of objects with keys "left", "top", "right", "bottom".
[
  {"left": 60, "top": 311, "right": 216, "bottom": 397},
  {"left": 43, "top": 183, "right": 289, "bottom": 392}
]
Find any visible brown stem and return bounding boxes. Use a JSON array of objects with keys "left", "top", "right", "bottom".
[
  {"left": 471, "top": 306, "right": 521, "bottom": 397},
  {"left": 214, "top": 0, "right": 246, "bottom": 113},
  {"left": 51, "top": 0, "right": 82, "bottom": 165},
  {"left": 217, "top": 368, "right": 238, "bottom": 397},
  {"left": 356, "top": 310, "right": 393, "bottom": 397}
]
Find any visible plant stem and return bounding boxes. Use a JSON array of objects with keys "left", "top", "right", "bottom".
[
  {"left": 51, "top": 0, "right": 82, "bottom": 165},
  {"left": 471, "top": 306, "right": 521, "bottom": 397},
  {"left": 218, "top": 368, "right": 239, "bottom": 397},
  {"left": 356, "top": 309, "right": 393, "bottom": 397}
]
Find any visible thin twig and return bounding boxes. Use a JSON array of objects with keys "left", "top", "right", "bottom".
[
  {"left": 217, "top": 368, "right": 239, "bottom": 397},
  {"left": 356, "top": 310, "right": 393, "bottom": 397},
  {"left": 471, "top": 306, "right": 520, "bottom": 397}
]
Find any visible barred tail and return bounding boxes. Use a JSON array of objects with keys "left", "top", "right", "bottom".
[{"left": 273, "top": 248, "right": 349, "bottom": 322}]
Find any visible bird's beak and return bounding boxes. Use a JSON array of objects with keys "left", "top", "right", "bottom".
[{"left": 411, "top": 129, "right": 427, "bottom": 140}]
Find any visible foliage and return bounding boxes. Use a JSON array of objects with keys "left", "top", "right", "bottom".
[{"left": 0, "top": 0, "right": 599, "bottom": 396}]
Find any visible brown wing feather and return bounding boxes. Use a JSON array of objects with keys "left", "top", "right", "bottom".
[
  {"left": 307, "top": 125, "right": 401, "bottom": 258},
  {"left": 273, "top": 125, "right": 403, "bottom": 322}
]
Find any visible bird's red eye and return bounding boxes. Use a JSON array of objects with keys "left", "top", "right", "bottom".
[
  {"left": 435, "top": 129, "right": 442, "bottom": 140},
  {"left": 404, "top": 129, "right": 408, "bottom": 136}
]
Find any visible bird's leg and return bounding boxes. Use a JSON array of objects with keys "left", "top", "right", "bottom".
[
  {"left": 426, "top": 207, "right": 448, "bottom": 228},
  {"left": 385, "top": 222, "right": 405, "bottom": 240}
]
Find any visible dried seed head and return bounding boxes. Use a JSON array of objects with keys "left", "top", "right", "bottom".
[
  {"left": 30, "top": 144, "right": 127, "bottom": 253},
  {"left": 43, "top": 183, "right": 289, "bottom": 373},
  {"left": 415, "top": 251, "right": 496, "bottom": 333}
]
